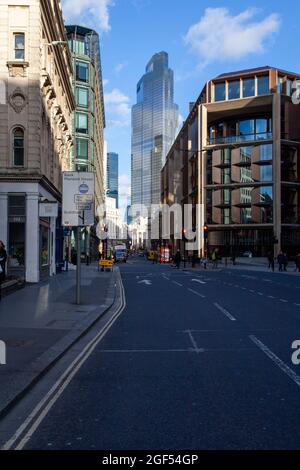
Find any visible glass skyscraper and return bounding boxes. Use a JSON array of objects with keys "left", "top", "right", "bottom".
[
  {"left": 107, "top": 152, "right": 119, "bottom": 208},
  {"left": 131, "top": 51, "right": 178, "bottom": 208}
]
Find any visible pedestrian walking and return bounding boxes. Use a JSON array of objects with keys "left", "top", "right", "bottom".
[
  {"left": 0, "top": 241, "right": 7, "bottom": 282},
  {"left": 212, "top": 249, "right": 218, "bottom": 269},
  {"left": 267, "top": 251, "right": 275, "bottom": 272},
  {"left": 174, "top": 249, "right": 182, "bottom": 269},
  {"left": 277, "top": 251, "right": 284, "bottom": 272},
  {"left": 0, "top": 241, "right": 7, "bottom": 301},
  {"left": 283, "top": 253, "right": 288, "bottom": 272},
  {"left": 295, "top": 253, "right": 300, "bottom": 272}
]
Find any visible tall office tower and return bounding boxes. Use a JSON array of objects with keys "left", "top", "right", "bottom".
[
  {"left": 131, "top": 51, "right": 179, "bottom": 209},
  {"left": 107, "top": 152, "right": 119, "bottom": 208},
  {"left": 66, "top": 25, "right": 106, "bottom": 211}
]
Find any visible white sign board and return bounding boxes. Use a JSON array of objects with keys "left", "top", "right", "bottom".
[
  {"left": 62, "top": 172, "right": 95, "bottom": 227},
  {"left": 39, "top": 202, "right": 58, "bottom": 218}
]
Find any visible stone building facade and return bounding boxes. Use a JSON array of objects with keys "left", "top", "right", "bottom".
[{"left": 0, "top": 0, "right": 75, "bottom": 282}]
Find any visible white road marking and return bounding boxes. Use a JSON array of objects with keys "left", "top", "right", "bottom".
[
  {"left": 263, "top": 279, "right": 272, "bottom": 282},
  {"left": 213, "top": 302, "right": 237, "bottom": 321},
  {"left": 294, "top": 303, "right": 300, "bottom": 307},
  {"left": 182, "top": 330, "right": 203, "bottom": 354},
  {"left": 2, "top": 278, "right": 127, "bottom": 450},
  {"left": 192, "top": 279, "right": 206, "bottom": 285},
  {"left": 257, "top": 292, "right": 263, "bottom": 296},
  {"left": 249, "top": 335, "right": 300, "bottom": 387},
  {"left": 241, "top": 275, "right": 257, "bottom": 280},
  {"left": 268, "top": 295, "right": 275, "bottom": 299},
  {"left": 188, "top": 288, "right": 205, "bottom": 298},
  {"left": 98, "top": 349, "right": 193, "bottom": 353},
  {"left": 172, "top": 281, "right": 183, "bottom": 287},
  {"left": 249, "top": 289, "right": 255, "bottom": 293},
  {"left": 279, "top": 299, "right": 288, "bottom": 303},
  {"left": 138, "top": 279, "right": 152, "bottom": 286}
]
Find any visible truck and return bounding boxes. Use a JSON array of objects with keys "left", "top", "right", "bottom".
[{"left": 114, "top": 244, "right": 127, "bottom": 263}]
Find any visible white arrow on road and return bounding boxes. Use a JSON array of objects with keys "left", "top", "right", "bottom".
[
  {"left": 191, "top": 279, "right": 206, "bottom": 285},
  {"left": 138, "top": 280, "right": 152, "bottom": 286}
]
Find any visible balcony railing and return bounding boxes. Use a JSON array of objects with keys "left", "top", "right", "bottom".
[{"left": 208, "top": 132, "right": 273, "bottom": 146}]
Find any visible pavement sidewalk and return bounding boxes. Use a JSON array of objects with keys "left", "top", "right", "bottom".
[
  {"left": 176, "top": 257, "right": 300, "bottom": 276},
  {"left": 0, "top": 263, "right": 117, "bottom": 417}
]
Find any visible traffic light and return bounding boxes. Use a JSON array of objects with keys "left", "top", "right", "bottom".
[{"left": 203, "top": 224, "right": 209, "bottom": 240}]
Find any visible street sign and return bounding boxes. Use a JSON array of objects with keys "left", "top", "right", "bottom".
[
  {"left": 39, "top": 202, "right": 58, "bottom": 218},
  {"left": 62, "top": 172, "right": 95, "bottom": 227},
  {"left": 99, "top": 259, "right": 114, "bottom": 267}
]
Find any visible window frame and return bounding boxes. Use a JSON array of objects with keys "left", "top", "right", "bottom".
[
  {"left": 13, "top": 32, "right": 25, "bottom": 61},
  {"left": 12, "top": 126, "right": 25, "bottom": 167}
]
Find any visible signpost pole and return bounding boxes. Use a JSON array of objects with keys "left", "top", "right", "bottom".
[{"left": 76, "top": 226, "right": 81, "bottom": 305}]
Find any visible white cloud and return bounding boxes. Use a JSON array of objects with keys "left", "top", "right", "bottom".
[
  {"left": 103, "top": 79, "right": 109, "bottom": 87},
  {"left": 114, "top": 62, "right": 128, "bottom": 74},
  {"left": 62, "top": 0, "right": 114, "bottom": 32},
  {"left": 184, "top": 7, "right": 280, "bottom": 67},
  {"left": 105, "top": 88, "right": 131, "bottom": 127},
  {"left": 119, "top": 174, "right": 131, "bottom": 199}
]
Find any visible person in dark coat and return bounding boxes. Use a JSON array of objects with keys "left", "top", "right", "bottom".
[
  {"left": 295, "top": 253, "right": 300, "bottom": 272},
  {"left": 267, "top": 251, "right": 275, "bottom": 272},
  {"left": 174, "top": 250, "right": 182, "bottom": 269},
  {"left": 277, "top": 252, "right": 284, "bottom": 272},
  {"left": 0, "top": 241, "right": 7, "bottom": 283}
]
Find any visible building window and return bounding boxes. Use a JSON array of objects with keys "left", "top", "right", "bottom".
[
  {"left": 241, "top": 207, "right": 252, "bottom": 224},
  {"left": 240, "top": 146, "right": 252, "bottom": 163},
  {"left": 260, "top": 165, "right": 273, "bottom": 182},
  {"left": 76, "top": 87, "right": 89, "bottom": 108},
  {"left": 259, "top": 186, "right": 273, "bottom": 203},
  {"left": 222, "top": 167, "right": 231, "bottom": 184},
  {"left": 13, "top": 127, "right": 24, "bottom": 166},
  {"left": 214, "top": 82, "right": 226, "bottom": 102},
  {"left": 260, "top": 144, "right": 272, "bottom": 161},
  {"left": 76, "top": 113, "right": 88, "bottom": 134},
  {"left": 243, "top": 78, "right": 255, "bottom": 97},
  {"left": 74, "top": 39, "right": 85, "bottom": 55},
  {"left": 76, "top": 138, "right": 89, "bottom": 159},
  {"left": 222, "top": 208, "right": 230, "bottom": 224},
  {"left": 14, "top": 33, "right": 25, "bottom": 60},
  {"left": 239, "top": 119, "right": 255, "bottom": 140},
  {"left": 76, "top": 61, "right": 89, "bottom": 83},
  {"left": 228, "top": 81, "right": 240, "bottom": 100},
  {"left": 221, "top": 148, "right": 231, "bottom": 165},
  {"left": 257, "top": 76, "right": 269, "bottom": 95},
  {"left": 222, "top": 189, "right": 231, "bottom": 204}
]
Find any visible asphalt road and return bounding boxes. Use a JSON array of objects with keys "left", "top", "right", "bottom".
[{"left": 5, "top": 258, "right": 300, "bottom": 449}]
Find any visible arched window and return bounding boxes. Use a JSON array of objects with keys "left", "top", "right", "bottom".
[{"left": 13, "top": 127, "right": 24, "bottom": 166}]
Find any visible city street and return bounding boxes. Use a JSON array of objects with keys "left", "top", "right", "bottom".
[{"left": 1, "top": 258, "right": 300, "bottom": 450}]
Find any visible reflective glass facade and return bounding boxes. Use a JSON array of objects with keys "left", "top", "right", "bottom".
[
  {"left": 66, "top": 25, "right": 104, "bottom": 173},
  {"left": 107, "top": 152, "right": 119, "bottom": 208},
  {"left": 131, "top": 51, "right": 179, "bottom": 208}
]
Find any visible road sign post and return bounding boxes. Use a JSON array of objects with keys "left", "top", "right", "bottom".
[{"left": 62, "top": 172, "right": 95, "bottom": 305}]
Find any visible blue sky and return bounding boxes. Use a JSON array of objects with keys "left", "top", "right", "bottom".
[{"left": 62, "top": 0, "right": 299, "bottom": 207}]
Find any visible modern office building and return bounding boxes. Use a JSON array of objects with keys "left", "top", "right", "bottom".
[
  {"left": 66, "top": 25, "right": 106, "bottom": 211},
  {"left": 161, "top": 66, "right": 300, "bottom": 257},
  {"left": 107, "top": 152, "right": 119, "bottom": 208},
  {"left": 66, "top": 25, "right": 106, "bottom": 259},
  {"left": 0, "top": 0, "right": 75, "bottom": 282},
  {"left": 131, "top": 51, "right": 179, "bottom": 209}
]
